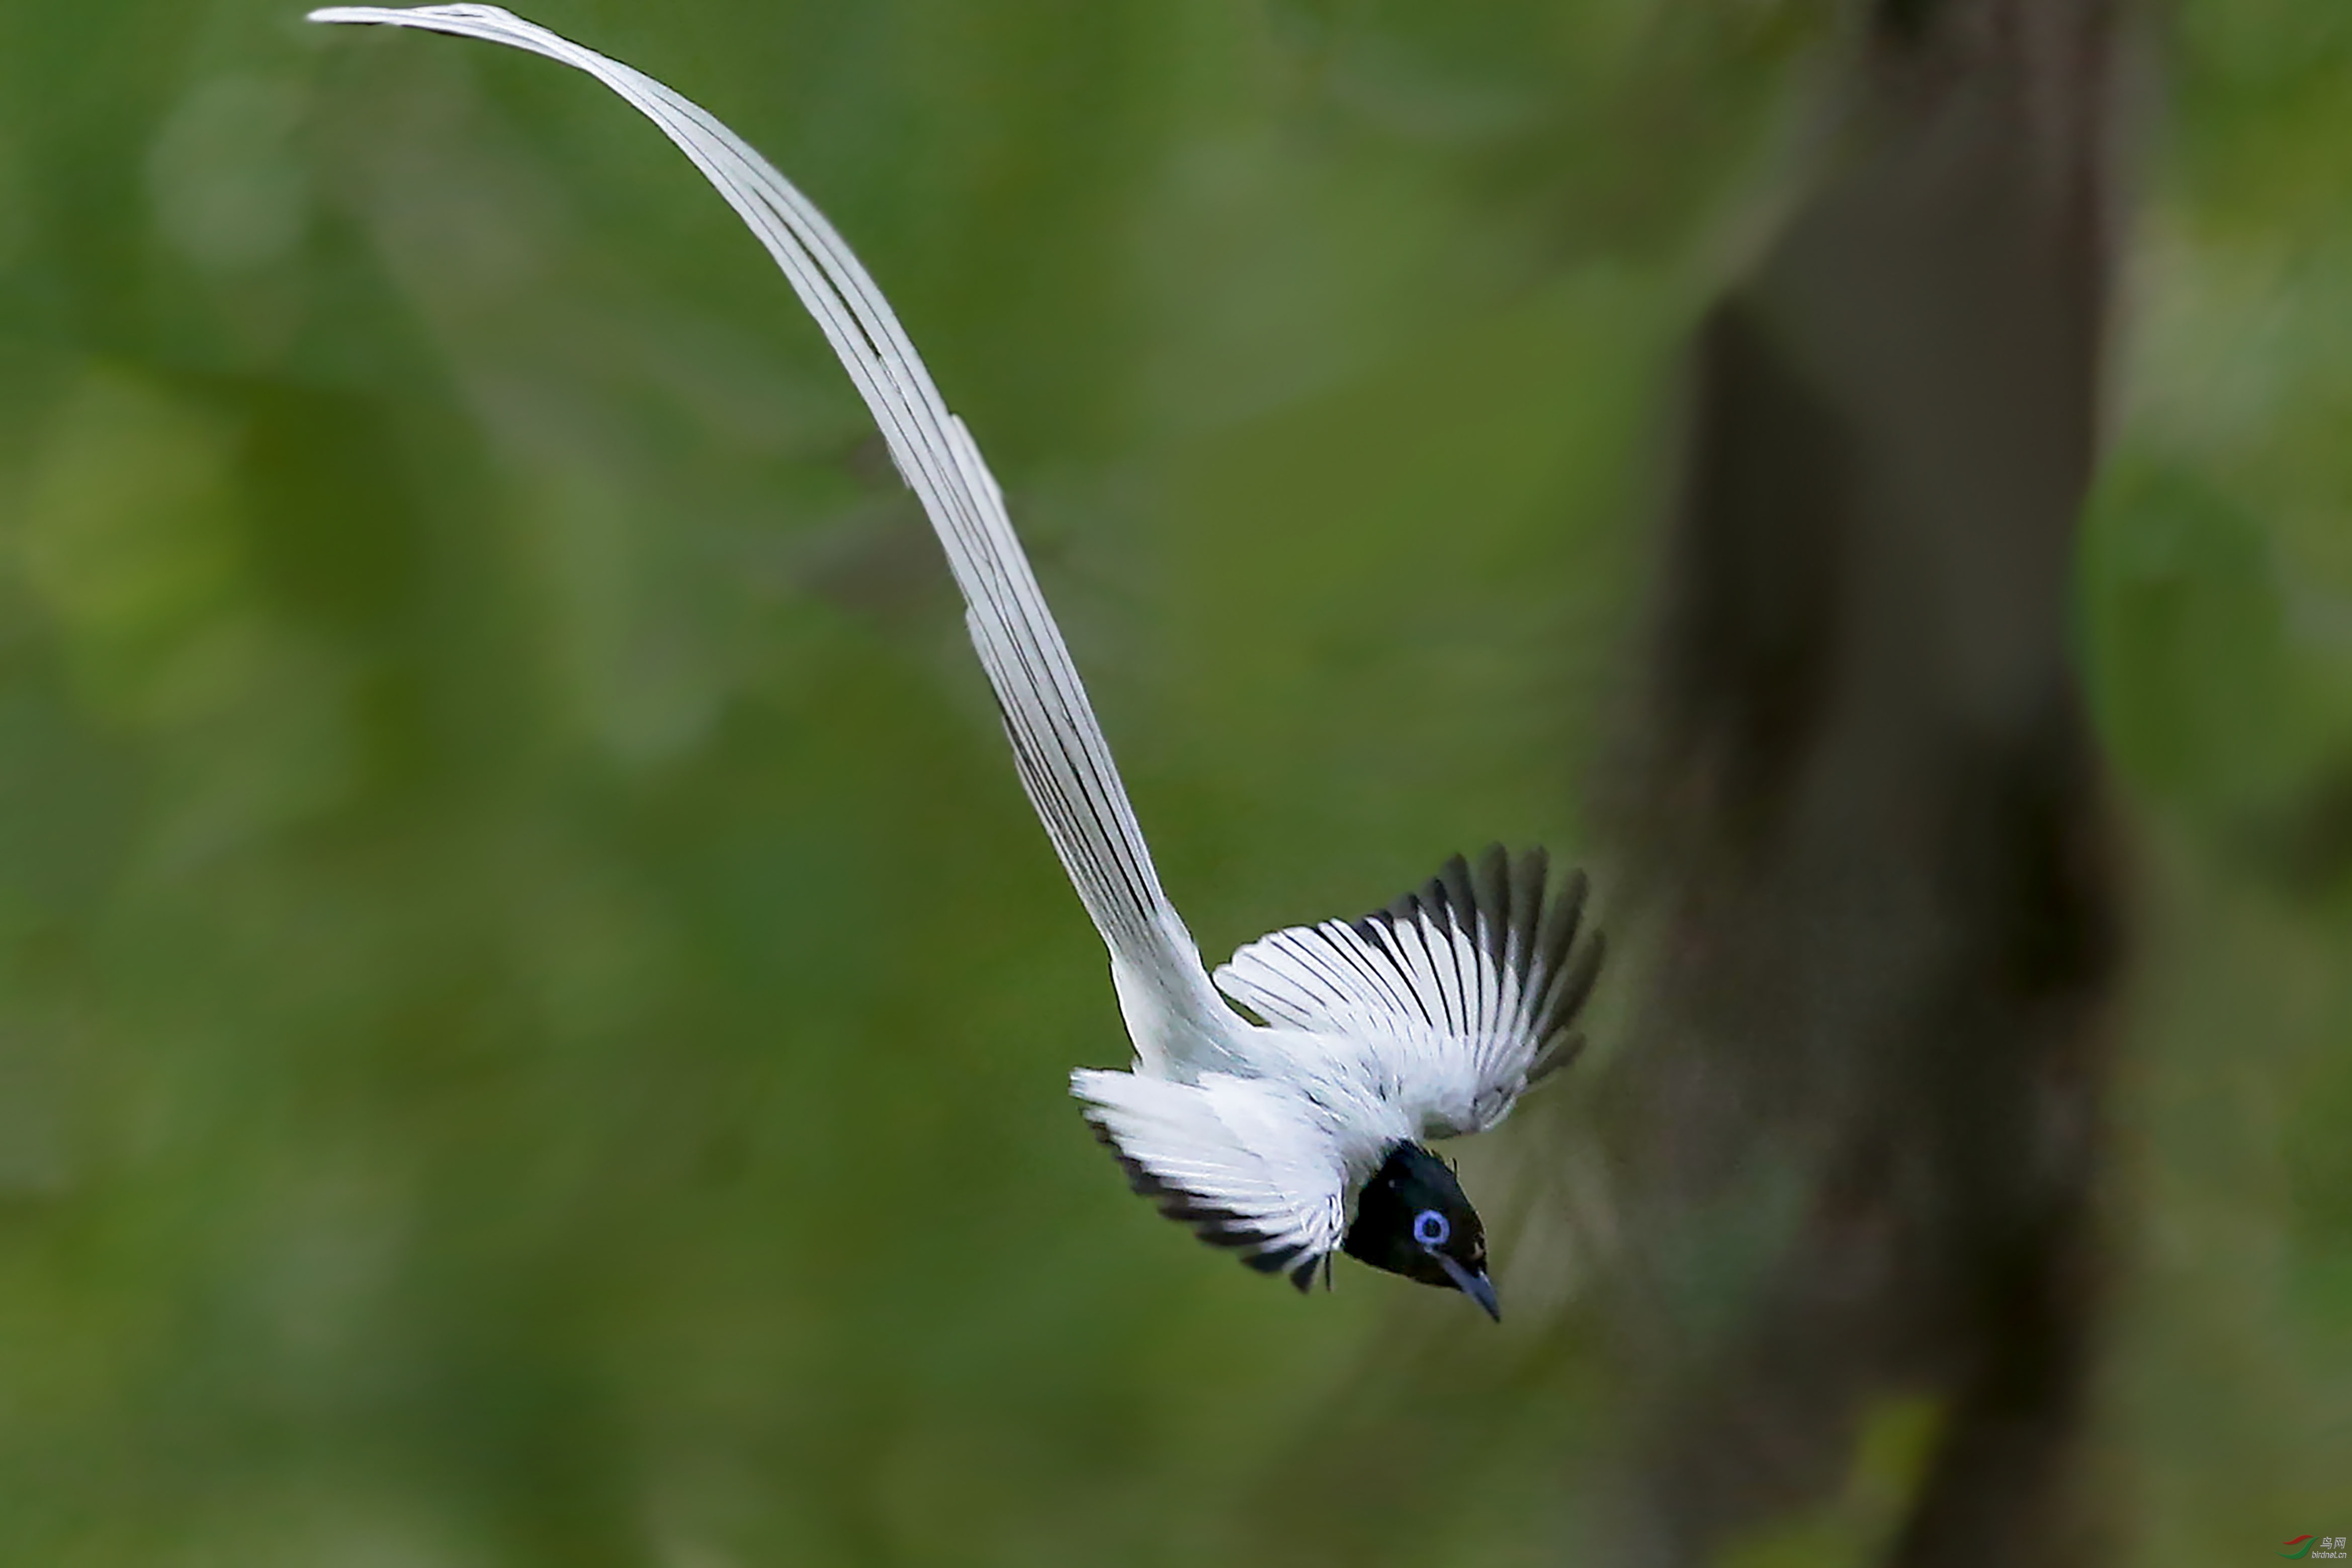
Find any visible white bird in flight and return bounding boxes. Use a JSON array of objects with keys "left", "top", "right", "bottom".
[{"left": 309, "top": 4, "right": 1603, "bottom": 1320}]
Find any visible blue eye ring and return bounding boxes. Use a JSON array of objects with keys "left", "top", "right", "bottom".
[{"left": 1412, "top": 1209, "right": 1449, "bottom": 1247}]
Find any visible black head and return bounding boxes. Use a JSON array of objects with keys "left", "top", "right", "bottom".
[{"left": 1342, "top": 1142, "right": 1500, "bottom": 1321}]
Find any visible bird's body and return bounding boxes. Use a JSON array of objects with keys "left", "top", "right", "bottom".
[
  {"left": 1080, "top": 845, "right": 1599, "bottom": 1300},
  {"left": 311, "top": 3, "right": 1603, "bottom": 1318}
]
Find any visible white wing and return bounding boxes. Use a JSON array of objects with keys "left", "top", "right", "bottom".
[
  {"left": 1215, "top": 846, "right": 1603, "bottom": 1135},
  {"left": 309, "top": 5, "right": 1236, "bottom": 1069},
  {"left": 1071, "top": 1069, "right": 1348, "bottom": 1290}
]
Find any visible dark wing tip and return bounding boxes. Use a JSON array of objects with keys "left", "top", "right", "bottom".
[
  {"left": 1527, "top": 1029, "right": 1587, "bottom": 1086},
  {"left": 1393, "top": 843, "right": 1607, "bottom": 1053},
  {"left": 1370, "top": 848, "right": 1504, "bottom": 937},
  {"left": 1396, "top": 844, "right": 1600, "bottom": 978},
  {"left": 1244, "top": 1242, "right": 1306, "bottom": 1275},
  {"left": 1085, "top": 1112, "right": 1324, "bottom": 1283},
  {"left": 1509, "top": 847, "right": 1548, "bottom": 969},
  {"left": 1537, "top": 924, "right": 1605, "bottom": 1040},
  {"left": 1534, "top": 864, "right": 1590, "bottom": 977},
  {"left": 1472, "top": 844, "right": 1512, "bottom": 945},
  {"left": 1437, "top": 854, "right": 1478, "bottom": 936}
]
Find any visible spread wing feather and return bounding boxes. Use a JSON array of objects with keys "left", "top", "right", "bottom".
[
  {"left": 1217, "top": 846, "right": 1602, "bottom": 1134},
  {"left": 1072, "top": 1070, "right": 1347, "bottom": 1290},
  {"left": 308, "top": 4, "right": 1233, "bottom": 1066}
]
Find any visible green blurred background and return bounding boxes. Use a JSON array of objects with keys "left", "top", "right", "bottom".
[{"left": 0, "top": 1, "right": 2343, "bottom": 1562}]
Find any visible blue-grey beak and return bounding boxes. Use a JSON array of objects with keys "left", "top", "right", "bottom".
[{"left": 1435, "top": 1252, "right": 1502, "bottom": 1322}]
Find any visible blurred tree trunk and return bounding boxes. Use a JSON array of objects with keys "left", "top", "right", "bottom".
[{"left": 1603, "top": 1, "right": 2130, "bottom": 1564}]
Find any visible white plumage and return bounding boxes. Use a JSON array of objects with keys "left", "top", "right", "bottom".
[{"left": 309, "top": 5, "right": 1602, "bottom": 1295}]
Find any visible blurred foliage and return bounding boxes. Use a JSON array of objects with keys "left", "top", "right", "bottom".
[{"left": 0, "top": 1, "right": 2339, "bottom": 1564}]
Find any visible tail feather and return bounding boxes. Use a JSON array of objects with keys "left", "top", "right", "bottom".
[{"left": 310, "top": 6, "right": 1227, "bottom": 1040}]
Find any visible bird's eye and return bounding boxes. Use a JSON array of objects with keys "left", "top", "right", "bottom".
[{"left": 1412, "top": 1209, "right": 1449, "bottom": 1247}]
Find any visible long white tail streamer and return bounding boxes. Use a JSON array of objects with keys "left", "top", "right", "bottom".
[{"left": 310, "top": 5, "right": 1234, "bottom": 1059}]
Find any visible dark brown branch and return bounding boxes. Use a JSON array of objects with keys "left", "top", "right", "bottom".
[{"left": 1602, "top": 1, "right": 2132, "bottom": 1563}]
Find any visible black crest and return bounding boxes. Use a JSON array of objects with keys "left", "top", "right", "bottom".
[{"left": 1343, "top": 1142, "right": 1499, "bottom": 1319}]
